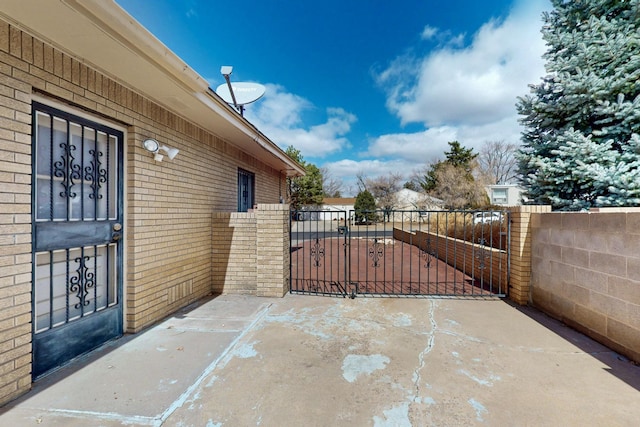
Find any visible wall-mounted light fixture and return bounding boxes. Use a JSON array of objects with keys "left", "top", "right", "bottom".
[{"left": 142, "top": 139, "right": 179, "bottom": 162}]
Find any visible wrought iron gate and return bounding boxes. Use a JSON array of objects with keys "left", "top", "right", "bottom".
[
  {"left": 290, "top": 209, "right": 509, "bottom": 297},
  {"left": 32, "top": 102, "right": 124, "bottom": 378}
]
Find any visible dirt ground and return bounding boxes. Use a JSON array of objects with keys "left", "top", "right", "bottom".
[{"left": 291, "top": 237, "right": 496, "bottom": 296}]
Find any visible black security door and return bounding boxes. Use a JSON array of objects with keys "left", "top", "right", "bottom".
[{"left": 31, "top": 102, "right": 124, "bottom": 378}]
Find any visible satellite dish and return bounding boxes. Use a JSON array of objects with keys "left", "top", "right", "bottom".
[{"left": 216, "top": 82, "right": 266, "bottom": 106}]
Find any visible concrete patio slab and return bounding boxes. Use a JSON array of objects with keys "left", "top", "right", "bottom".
[{"left": 1, "top": 294, "right": 638, "bottom": 426}]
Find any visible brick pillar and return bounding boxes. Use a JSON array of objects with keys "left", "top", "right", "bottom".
[
  {"left": 256, "top": 204, "right": 290, "bottom": 297},
  {"left": 507, "top": 205, "right": 552, "bottom": 305}
]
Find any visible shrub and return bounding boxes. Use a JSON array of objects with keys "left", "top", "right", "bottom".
[{"left": 419, "top": 211, "right": 506, "bottom": 250}]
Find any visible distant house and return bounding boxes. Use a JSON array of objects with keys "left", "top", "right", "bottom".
[
  {"left": 486, "top": 184, "right": 525, "bottom": 206},
  {"left": 318, "top": 197, "right": 356, "bottom": 221},
  {"left": 301, "top": 191, "right": 444, "bottom": 223},
  {"left": 391, "top": 188, "right": 444, "bottom": 222},
  {"left": 0, "top": 0, "right": 304, "bottom": 404},
  {"left": 394, "top": 188, "right": 443, "bottom": 211}
]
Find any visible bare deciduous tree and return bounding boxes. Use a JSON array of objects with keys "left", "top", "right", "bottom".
[
  {"left": 355, "top": 172, "right": 368, "bottom": 193},
  {"left": 429, "top": 163, "right": 488, "bottom": 209},
  {"left": 477, "top": 140, "right": 519, "bottom": 185},
  {"left": 361, "top": 173, "right": 403, "bottom": 220},
  {"left": 368, "top": 173, "right": 402, "bottom": 207},
  {"left": 320, "top": 167, "right": 343, "bottom": 198}
]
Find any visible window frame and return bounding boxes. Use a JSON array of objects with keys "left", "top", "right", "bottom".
[
  {"left": 237, "top": 168, "right": 255, "bottom": 212},
  {"left": 491, "top": 188, "right": 508, "bottom": 204}
]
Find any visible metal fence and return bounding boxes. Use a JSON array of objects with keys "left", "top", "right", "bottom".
[{"left": 290, "top": 209, "right": 509, "bottom": 298}]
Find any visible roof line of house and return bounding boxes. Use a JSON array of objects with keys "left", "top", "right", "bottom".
[{"left": 0, "top": 0, "right": 304, "bottom": 177}]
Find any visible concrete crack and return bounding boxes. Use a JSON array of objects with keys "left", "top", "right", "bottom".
[{"left": 412, "top": 299, "right": 437, "bottom": 400}]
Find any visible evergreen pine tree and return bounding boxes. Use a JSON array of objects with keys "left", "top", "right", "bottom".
[
  {"left": 285, "top": 146, "right": 324, "bottom": 210},
  {"left": 517, "top": 0, "right": 640, "bottom": 210},
  {"left": 354, "top": 190, "right": 377, "bottom": 224},
  {"left": 421, "top": 141, "right": 478, "bottom": 192}
]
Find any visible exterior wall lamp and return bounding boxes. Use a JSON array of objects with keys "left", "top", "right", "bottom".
[{"left": 142, "top": 138, "right": 179, "bottom": 162}]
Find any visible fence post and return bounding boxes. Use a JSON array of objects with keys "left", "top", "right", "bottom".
[
  {"left": 256, "top": 203, "right": 291, "bottom": 297},
  {"left": 507, "top": 205, "right": 552, "bottom": 304}
]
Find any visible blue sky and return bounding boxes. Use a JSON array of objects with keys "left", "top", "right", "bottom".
[{"left": 116, "top": 0, "right": 551, "bottom": 194}]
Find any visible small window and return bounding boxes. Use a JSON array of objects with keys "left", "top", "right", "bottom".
[
  {"left": 237, "top": 168, "right": 255, "bottom": 212},
  {"left": 491, "top": 188, "right": 508, "bottom": 204}
]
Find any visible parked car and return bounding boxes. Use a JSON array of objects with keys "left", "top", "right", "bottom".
[{"left": 473, "top": 212, "right": 503, "bottom": 224}]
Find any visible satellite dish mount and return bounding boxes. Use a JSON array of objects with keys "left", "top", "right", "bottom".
[{"left": 217, "top": 66, "right": 265, "bottom": 116}]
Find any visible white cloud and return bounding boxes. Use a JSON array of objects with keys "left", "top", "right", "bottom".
[
  {"left": 420, "top": 25, "right": 465, "bottom": 47},
  {"left": 322, "top": 158, "right": 414, "bottom": 195},
  {"left": 244, "top": 84, "right": 356, "bottom": 158},
  {"left": 447, "top": 33, "right": 466, "bottom": 48},
  {"left": 375, "top": 0, "right": 548, "bottom": 128},
  {"left": 184, "top": 0, "right": 198, "bottom": 18},
  {"left": 327, "top": 158, "right": 407, "bottom": 178},
  {"left": 366, "top": 114, "right": 523, "bottom": 163},
  {"left": 366, "top": 127, "right": 458, "bottom": 162},
  {"left": 326, "top": 114, "right": 522, "bottom": 195},
  {"left": 421, "top": 25, "right": 438, "bottom": 40}
]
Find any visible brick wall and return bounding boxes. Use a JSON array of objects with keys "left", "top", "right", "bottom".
[
  {"left": 0, "top": 20, "right": 286, "bottom": 404},
  {"left": 0, "top": 22, "right": 36, "bottom": 405},
  {"left": 256, "top": 204, "right": 290, "bottom": 297},
  {"left": 212, "top": 211, "right": 258, "bottom": 294},
  {"left": 508, "top": 205, "right": 552, "bottom": 304},
  {"left": 213, "top": 204, "right": 290, "bottom": 297},
  {"left": 393, "top": 228, "right": 508, "bottom": 294},
  {"left": 531, "top": 210, "right": 640, "bottom": 362}
]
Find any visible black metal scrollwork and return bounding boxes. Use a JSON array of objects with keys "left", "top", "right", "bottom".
[
  {"left": 422, "top": 237, "right": 437, "bottom": 268},
  {"left": 310, "top": 238, "right": 325, "bottom": 267},
  {"left": 69, "top": 255, "right": 95, "bottom": 309},
  {"left": 53, "top": 142, "right": 79, "bottom": 198},
  {"left": 85, "top": 149, "right": 107, "bottom": 200},
  {"left": 475, "top": 237, "right": 487, "bottom": 270},
  {"left": 368, "top": 238, "right": 384, "bottom": 267}
]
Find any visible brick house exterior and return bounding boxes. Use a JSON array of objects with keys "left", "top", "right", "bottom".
[{"left": 0, "top": 0, "right": 303, "bottom": 404}]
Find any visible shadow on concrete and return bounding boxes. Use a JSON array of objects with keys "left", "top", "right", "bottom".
[
  {"left": 508, "top": 301, "right": 640, "bottom": 393},
  {"left": 0, "top": 294, "right": 219, "bottom": 415}
]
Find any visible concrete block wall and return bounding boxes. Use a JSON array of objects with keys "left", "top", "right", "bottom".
[
  {"left": 393, "top": 228, "right": 508, "bottom": 293},
  {"left": 0, "top": 20, "right": 286, "bottom": 404},
  {"left": 531, "top": 210, "right": 640, "bottom": 362},
  {"left": 213, "top": 204, "right": 290, "bottom": 297}
]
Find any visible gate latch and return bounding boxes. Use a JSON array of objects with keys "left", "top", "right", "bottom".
[{"left": 337, "top": 226, "right": 348, "bottom": 235}]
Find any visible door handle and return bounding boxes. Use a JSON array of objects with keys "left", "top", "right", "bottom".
[{"left": 112, "top": 223, "right": 122, "bottom": 241}]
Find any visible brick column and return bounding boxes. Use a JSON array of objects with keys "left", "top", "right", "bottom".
[
  {"left": 507, "top": 205, "right": 552, "bottom": 305},
  {"left": 256, "top": 204, "right": 290, "bottom": 297}
]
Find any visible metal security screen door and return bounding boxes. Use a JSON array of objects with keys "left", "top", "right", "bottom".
[{"left": 32, "top": 102, "right": 124, "bottom": 378}]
